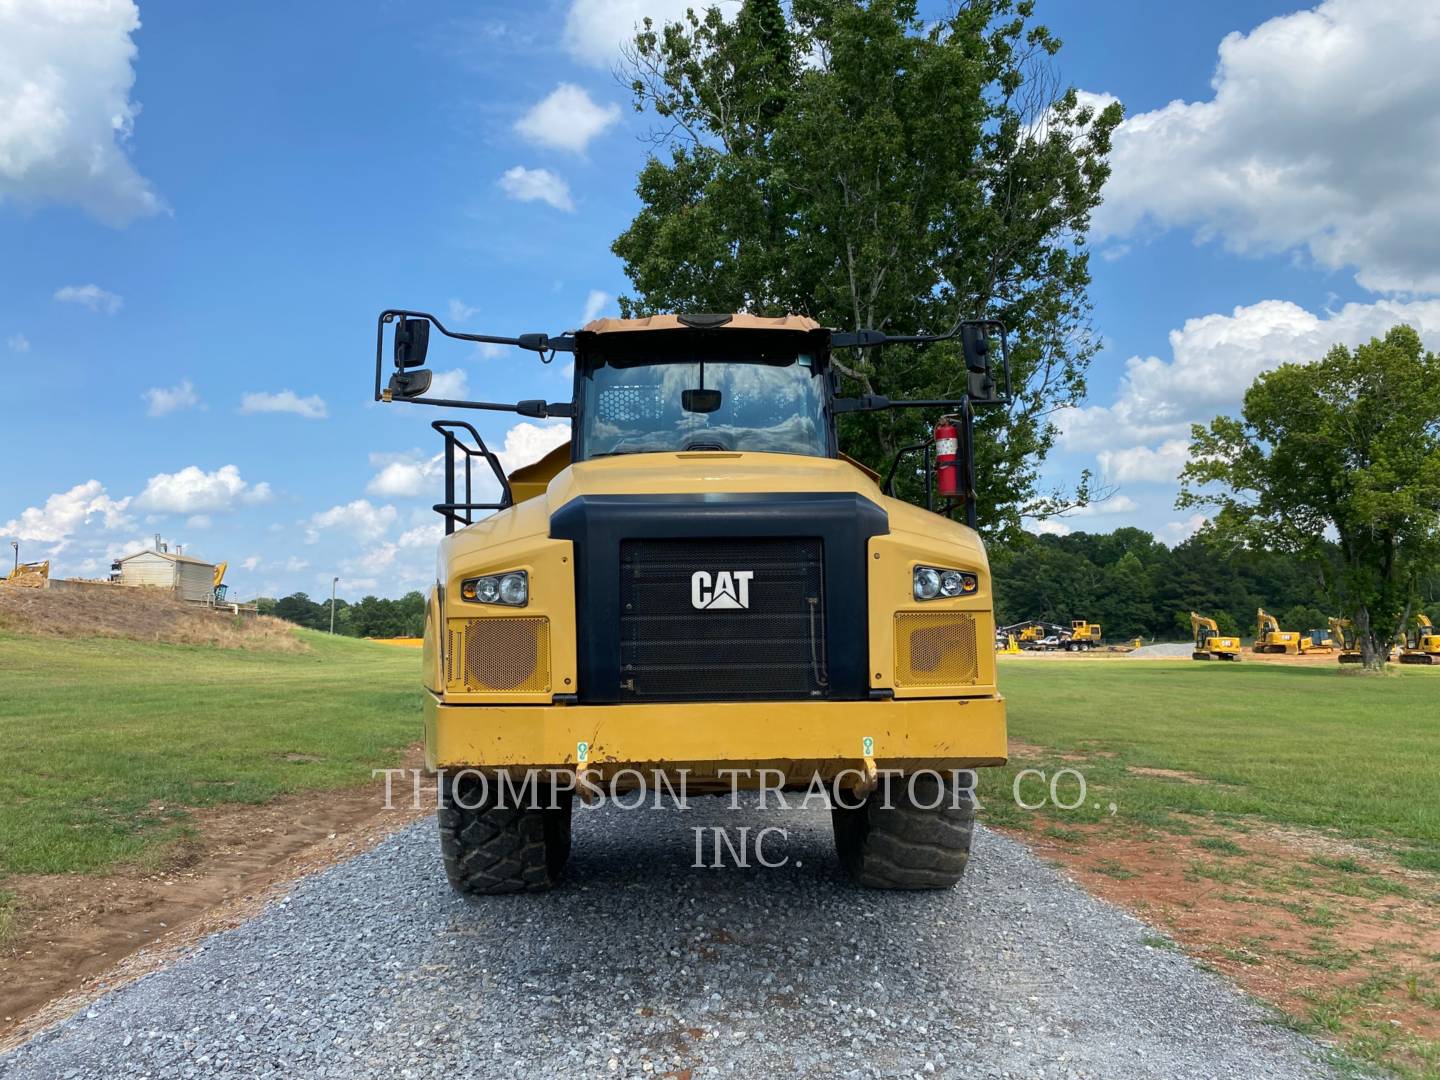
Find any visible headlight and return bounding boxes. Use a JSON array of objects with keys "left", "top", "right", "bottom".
[
  {"left": 912, "top": 565, "right": 977, "bottom": 601},
  {"left": 460, "top": 570, "right": 528, "bottom": 607},
  {"left": 499, "top": 573, "right": 528, "bottom": 606},
  {"left": 913, "top": 567, "right": 941, "bottom": 600}
]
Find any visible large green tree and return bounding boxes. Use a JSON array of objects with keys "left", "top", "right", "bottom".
[
  {"left": 613, "top": 0, "right": 1121, "bottom": 533},
  {"left": 1178, "top": 326, "right": 1440, "bottom": 669}
]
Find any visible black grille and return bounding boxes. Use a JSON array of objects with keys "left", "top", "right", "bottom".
[{"left": 619, "top": 538, "right": 827, "bottom": 700}]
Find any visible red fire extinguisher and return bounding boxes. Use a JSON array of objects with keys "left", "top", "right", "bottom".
[{"left": 935, "top": 417, "right": 959, "bottom": 498}]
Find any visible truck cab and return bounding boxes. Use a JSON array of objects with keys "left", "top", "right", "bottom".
[{"left": 375, "top": 310, "right": 1009, "bottom": 893}]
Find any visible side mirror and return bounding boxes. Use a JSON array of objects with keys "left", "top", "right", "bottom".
[
  {"left": 961, "top": 321, "right": 1005, "bottom": 403},
  {"left": 960, "top": 323, "right": 990, "bottom": 374},
  {"left": 682, "top": 388, "right": 723, "bottom": 413},
  {"left": 394, "top": 317, "right": 430, "bottom": 369},
  {"left": 388, "top": 369, "right": 432, "bottom": 399}
]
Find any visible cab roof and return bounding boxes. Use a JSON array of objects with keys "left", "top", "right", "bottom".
[{"left": 581, "top": 313, "right": 821, "bottom": 334}]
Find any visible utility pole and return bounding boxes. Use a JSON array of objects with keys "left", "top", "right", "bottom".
[
  {"left": 10, "top": 541, "right": 17, "bottom": 574},
  {"left": 331, "top": 576, "right": 340, "bottom": 634}
]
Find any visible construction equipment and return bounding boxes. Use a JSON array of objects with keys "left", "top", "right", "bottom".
[
  {"left": 1, "top": 561, "right": 49, "bottom": 588},
  {"left": 1297, "top": 626, "right": 1335, "bottom": 654},
  {"left": 372, "top": 307, "right": 1012, "bottom": 893},
  {"left": 1066, "top": 619, "right": 1102, "bottom": 651},
  {"left": 1253, "top": 608, "right": 1301, "bottom": 655},
  {"left": 212, "top": 562, "right": 229, "bottom": 603},
  {"left": 995, "top": 631, "right": 1020, "bottom": 654},
  {"left": 1001, "top": 620, "right": 1072, "bottom": 651},
  {"left": 1398, "top": 613, "right": 1440, "bottom": 665},
  {"left": 1328, "top": 617, "right": 1364, "bottom": 664},
  {"left": 1191, "top": 611, "right": 1242, "bottom": 661}
]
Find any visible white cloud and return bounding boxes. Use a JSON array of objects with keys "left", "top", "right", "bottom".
[
  {"left": 1092, "top": 0, "right": 1440, "bottom": 294},
  {"left": 398, "top": 522, "right": 444, "bottom": 548},
  {"left": 1026, "top": 519, "right": 1072, "bottom": 537},
  {"left": 1161, "top": 514, "right": 1208, "bottom": 544},
  {"left": 54, "top": 284, "right": 122, "bottom": 314},
  {"left": 0, "top": 0, "right": 163, "bottom": 225},
  {"left": 581, "top": 289, "right": 609, "bottom": 324},
  {"left": 365, "top": 420, "right": 571, "bottom": 501},
  {"left": 341, "top": 542, "right": 400, "bottom": 578},
  {"left": 562, "top": 0, "right": 710, "bottom": 66},
  {"left": 1097, "top": 440, "right": 1191, "bottom": 486},
  {"left": 427, "top": 369, "right": 469, "bottom": 399},
  {"left": 516, "top": 83, "right": 620, "bottom": 154},
  {"left": 498, "top": 166, "right": 574, "bottom": 212},
  {"left": 185, "top": 514, "right": 211, "bottom": 529},
  {"left": 367, "top": 451, "right": 440, "bottom": 499},
  {"left": 134, "top": 465, "right": 271, "bottom": 514},
  {"left": 2, "top": 480, "right": 131, "bottom": 545},
  {"left": 241, "top": 555, "right": 261, "bottom": 571},
  {"left": 496, "top": 420, "right": 571, "bottom": 473},
  {"left": 284, "top": 556, "right": 309, "bottom": 573},
  {"left": 447, "top": 298, "right": 477, "bottom": 324},
  {"left": 1055, "top": 495, "right": 1140, "bottom": 520},
  {"left": 143, "top": 379, "right": 200, "bottom": 417},
  {"left": 6, "top": 334, "right": 29, "bottom": 352},
  {"left": 1060, "top": 297, "right": 1440, "bottom": 452},
  {"left": 305, "top": 500, "right": 397, "bottom": 544},
  {"left": 239, "top": 389, "right": 328, "bottom": 419}
]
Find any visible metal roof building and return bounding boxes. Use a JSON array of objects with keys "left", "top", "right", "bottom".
[{"left": 116, "top": 548, "right": 217, "bottom": 604}]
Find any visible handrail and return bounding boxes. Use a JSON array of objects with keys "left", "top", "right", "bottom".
[{"left": 430, "top": 421, "right": 513, "bottom": 535}]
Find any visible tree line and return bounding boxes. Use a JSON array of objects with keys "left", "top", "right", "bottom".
[
  {"left": 256, "top": 591, "right": 425, "bottom": 639},
  {"left": 993, "top": 529, "right": 1350, "bottom": 642}
]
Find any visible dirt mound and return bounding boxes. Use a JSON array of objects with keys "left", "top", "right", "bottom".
[{"left": 0, "top": 585, "right": 304, "bottom": 652}]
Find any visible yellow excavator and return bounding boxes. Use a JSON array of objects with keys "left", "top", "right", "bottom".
[
  {"left": 1191, "top": 611, "right": 1242, "bottom": 661},
  {"left": 1067, "top": 619, "right": 1103, "bottom": 651},
  {"left": 212, "top": 562, "right": 229, "bottom": 603},
  {"left": 1328, "top": 617, "right": 1363, "bottom": 664},
  {"left": 1398, "top": 613, "right": 1440, "bottom": 665},
  {"left": 2, "top": 561, "right": 49, "bottom": 588},
  {"left": 1253, "top": 608, "right": 1301, "bottom": 655}
]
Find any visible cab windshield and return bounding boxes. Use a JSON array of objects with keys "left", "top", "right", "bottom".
[{"left": 577, "top": 348, "right": 830, "bottom": 459}]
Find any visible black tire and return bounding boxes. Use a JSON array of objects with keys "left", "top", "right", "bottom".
[
  {"left": 832, "top": 773, "right": 974, "bottom": 889},
  {"left": 437, "top": 773, "right": 572, "bottom": 895}
]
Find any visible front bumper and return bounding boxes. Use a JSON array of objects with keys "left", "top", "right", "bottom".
[{"left": 424, "top": 693, "right": 1007, "bottom": 779}]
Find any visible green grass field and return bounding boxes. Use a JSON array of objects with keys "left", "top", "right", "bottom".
[
  {"left": 986, "top": 659, "right": 1440, "bottom": 871},
  {"left": 0, "top": 630, "right": 422, "bottom": 879}
]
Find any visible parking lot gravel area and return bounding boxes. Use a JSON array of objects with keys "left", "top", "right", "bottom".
[{"left": 1, "top": 801, "right": 1339, "bottom": 1080}]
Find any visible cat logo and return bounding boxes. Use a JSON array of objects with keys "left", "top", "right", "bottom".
[{"left": 690, "top": 570, "right": 755, "bottom": 610}]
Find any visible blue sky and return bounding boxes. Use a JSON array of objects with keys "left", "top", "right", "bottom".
[{"left": 4, "top": 0, "right": 1439, "bottom": 600}]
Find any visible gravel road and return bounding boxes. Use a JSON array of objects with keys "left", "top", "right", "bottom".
[{"left": 1, "top": 800, "right": 1339, "bottom": 1080}]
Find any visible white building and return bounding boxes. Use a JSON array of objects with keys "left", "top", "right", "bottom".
[{"left": 116, "top": 547, "right": 218, "bottom": 604}]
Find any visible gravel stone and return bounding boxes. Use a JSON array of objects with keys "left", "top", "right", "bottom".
[
  {"left": 0, "top": 801, "right": 1341, "bottom": 1079},
  {"left": 1126, "top": 644, "right": 1198, "bottom": 659}
]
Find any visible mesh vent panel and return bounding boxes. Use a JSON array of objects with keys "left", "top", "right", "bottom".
[
  {"left": 894, "top": 612, "right": 978, "bottom": 687},
  {"left": 445, "top": 617, "right": 550, "bottom": 694}
]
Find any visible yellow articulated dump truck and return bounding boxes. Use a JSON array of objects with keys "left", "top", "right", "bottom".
[{"left": 373, "top": 309, "right": 1011, "bottom": 893}]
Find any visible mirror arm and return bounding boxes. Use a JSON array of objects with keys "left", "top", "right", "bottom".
[
  {"left": 380, "top": 309, "right": 576, "bottom": 354},
  {"left": 834, "top": 396, "right": 966, "bottom": 414},
  {"left": 389, "top": 395, "right": 574, "bottom": 419}
]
